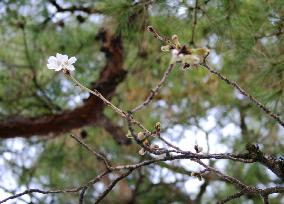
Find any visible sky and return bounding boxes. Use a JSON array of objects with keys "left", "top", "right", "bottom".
[{"left": 0, "top": 108, "right": 243, "bottom": 203}]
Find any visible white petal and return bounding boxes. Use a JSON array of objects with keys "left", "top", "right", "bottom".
[
  {"left": 68, "top": 57, "right": 77, "bottom": 64},
  {"left": 62, "top": 55, "right": 68, "bottom": 62},
  {"left": 171, "top": 49, "right": 179, "bottom": 56},
  {"left": 47, "top": 63, "right": 56, "bottom": 70},
  {"left": 47, "top": 56, "right": 57, "bottom": 64},
  {"left": 56, "top": 53, "right": 68, "bottom": 62},
  {"left": 67, "top": 65, "right": 75, "bottom": 71},
  {"left": 182, "top": 55, "right": 200, "bottom": 65},
  {"left": 56, "top": 53, "right": 62, "bottom": 59},
  {"left": 54, "top": 66, "right": 63, "bottom": 71}
]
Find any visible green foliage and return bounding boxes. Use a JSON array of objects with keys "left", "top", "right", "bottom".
[{"left": 0, "top": 0, "right": 283, "bottom": 203}]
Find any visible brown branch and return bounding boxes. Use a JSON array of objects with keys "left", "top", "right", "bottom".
[
  {"left": 263, "top": 195, "right": 270, "bottom": 204},
  {"left": 79, "top": 186, "right": 88, "bottom": 204},
  {"left": 146, "top": 26, "right": 173, "bottom": 46},
  {"left": 131, "top": 63, "right": 175, "bottom": 113},
  {"left": 217, "top": 191, "right": 245, "bottom": 204},
  {"left": 195, "top": 180, "right": 209, "bottom": 203},
  {"left": 190, "top": 0, "right": 198, "bottom": 46},
  {"left": 245, "top": 144, "right": 284, "bottom": 180},
  {"left": 0, "top": 170, "right": 109, "bottom": 204},
  {"left": 1, "top": 150, "right": 283, "bottom": 204},
  {"left": 0, "top": 29, "right": 129, "bottom": 145},
  {"left": 70, "top": 134, "right": 112, "bottom": 170},
  {"left": 201, "top": 63, "right": 284, "bottom": 128},
  {"left": 94, "top": 170, "right": 133, "bottom": 204},
  {"left": 197, "top": 160, "right": 284, "bottom": 203},
  {"left": 157, "top": 134, "right": 182, "bottom": 151}
]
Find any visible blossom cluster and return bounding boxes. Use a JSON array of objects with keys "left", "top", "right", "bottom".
[{"left": 160, "top": 34, "right": 210, "bottom": 69}]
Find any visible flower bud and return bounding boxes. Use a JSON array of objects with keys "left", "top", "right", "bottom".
[
  {"left": 143, "top": 139, "right": 150, "bottom": 146},
  {"left": 137, "top": 132, "right": 146, "bottom": 141},
  {"left": 138, "top": 148, "right": 146, "bottom": 156},
  {"left": 182, "top": 54, "right": 201, "bottom": 66},
  {"left": 161, "top": 45, "right": 170, "bottom": 52},
  {"left": 172, "top": 34, "right": 180, "bottom": 48},
  {"left": 191, "top": 48, "right": 210, "bottom": 56},
  {"left": 150, "top": 143, "right": 159, "bottom": 150},
  {"left": 194, "top": 145, "right": 203, "bottom": 153},
  {"left": 191, "top": 172, "right": 197, "bottom": 177},
  {"left": 155, "top": 122, "right": 161, "bottom": 130}
]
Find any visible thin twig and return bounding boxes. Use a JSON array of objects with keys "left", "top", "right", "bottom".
[
  {"left": 190, "top": 0, "right": 198, "bottom": 45},
  {"left": 67, "top": 74, "right": 150, "bottom": 133},
  {"left": 263, "top": 195, "right": 270, "bottom": 204},
  {"left": 1, "top": 151, "right": 283, "bottom": 203},
  {"left": 201, "top": 63, "right": 284, "bottom": 128},
  {"left": 79, "top": 186, "right": 88, "bottom": 204},
  {"left": 70, "top": 134, "right": 112, "bottom": 170},
  {"left": 157, "top": 135, "right": 182, "bottom": 151},
  {"left": 217, "top": 191, "right": 245, "bottom": 204},
  {"left": 196, "top": 160, "right": 284, "bottom": 202},
  {"left": 146, "top": 26, "right": 173, "bottom": 46},
  {"left": 93, "top": 170, "right": 133, "bottom": 204},
  {"left": 131, "top": 63, "right": 175, "bottom": 113},
  {"left": 68, "top": 74, "right": 126, "bottom": 119},
  {"left": 0, "top": 171, "right": 109, "bottom": 204}
]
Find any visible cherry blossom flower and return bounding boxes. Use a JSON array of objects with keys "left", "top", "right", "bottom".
[
  {"left": 181, "top": 54, "right": 201, "bottom": 66},
  {"left": 170, "top": 49, "right": 183, "bottom": 64},
  {"left": 47, "top": 53, "right": 77, "bottom": 72}
]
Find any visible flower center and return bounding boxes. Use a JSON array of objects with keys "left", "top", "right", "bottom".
[{"left": 59, "top": 61, "right": 69, "bottom": 69}]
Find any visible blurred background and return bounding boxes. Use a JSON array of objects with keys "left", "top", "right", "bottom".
[{"left": 0, "top": 0, "right": 283, "bottom": 203}]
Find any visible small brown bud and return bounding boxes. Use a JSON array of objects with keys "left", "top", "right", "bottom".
[
  {"left": 191, "top": 172, "right": 202, "bottom": 181},
  {"left": 191, "top": 172, "right": 197, "bottom": 177},
  {"left": 143, "top": 139, "right": 150, "bottom": 146},
  {"left": 150, "top": 143, "right": 159, "bottom": 150},
  {"left": 138, "top": 148, "right": 146, "bottom": 156},
  {"left": 137, "top": 132, "right": 146, "bottom": 141}
]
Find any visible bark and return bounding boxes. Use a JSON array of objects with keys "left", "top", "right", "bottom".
[{"left": 0, "top": 29, "right": 130, "bottom": 144}]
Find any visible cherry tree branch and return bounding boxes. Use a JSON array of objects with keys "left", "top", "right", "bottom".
[
  {"left": 94, "top": 170, "right": 133, "bottom": 204},
  {"left": 1, "top": 144, "right": 283, "bottom": 204},
  {"left": 2, "top": 25, "right": 283, "bottom": 204},
  {"left": 131, "top": 63, "right": 175, "bottom": 113},
  {"left": 201, "top": 63, "right": 284, "bottom": 128}
]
